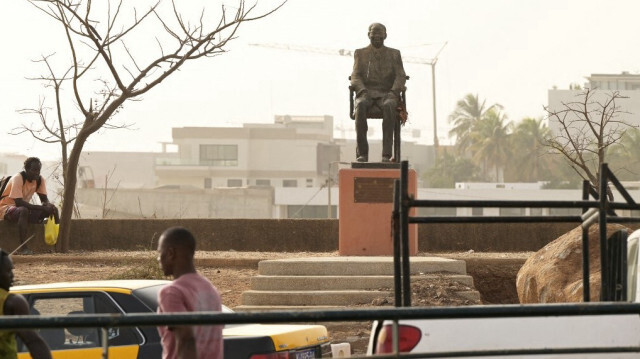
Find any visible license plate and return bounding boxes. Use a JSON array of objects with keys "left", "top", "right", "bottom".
[{"left": 294, "top": 348, "right": 317, "bottom": 359}]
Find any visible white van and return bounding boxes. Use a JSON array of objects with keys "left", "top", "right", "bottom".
[{"left": 366, "top": 230, "right": 640, "bottom": 358}]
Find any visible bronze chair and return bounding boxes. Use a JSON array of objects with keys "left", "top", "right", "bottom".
[{"left": 349, "top": 76, "right": 409, "bottom": 163}]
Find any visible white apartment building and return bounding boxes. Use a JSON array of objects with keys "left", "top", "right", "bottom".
[
  {"left": 548, "top": 72, "right": 640, "bottom": 135},
  {"left": 154, "top": 115, "right": 339, "bottom": 190}
]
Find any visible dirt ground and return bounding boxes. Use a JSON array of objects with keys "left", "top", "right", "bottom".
[{"left": 11, "top": 250, "right": 530, "bottom": 355}]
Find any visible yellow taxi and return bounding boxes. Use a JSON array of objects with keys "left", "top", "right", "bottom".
[{"left": 12, "top": 280, "right": 330, "bottom": 358}]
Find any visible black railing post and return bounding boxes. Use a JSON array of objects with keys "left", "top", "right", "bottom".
[
  {"left": 582, "top": 180, "right": 591, "bottom": 302},
  {"left": 400, "top": 161, "right": 411, "bottom": 307},
  {"left": 599, "top": 164, "right": 610, "bottom": 301},
  {"left": 392, "top": 180, "right": 402, "bottom": 307},
  {"left": 622, "top": 231, "right": 628, "bottom": 301}
]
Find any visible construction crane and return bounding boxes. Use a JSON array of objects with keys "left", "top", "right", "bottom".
[
  {"left": 249, "top": 43, "right": 434, "bottom": 65},
  {"left": 249, "top": 42, "right": 448, "bottom": 150}
]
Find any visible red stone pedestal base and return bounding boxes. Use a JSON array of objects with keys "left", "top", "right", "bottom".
[{"left": 338, "top": 167, "right": 418, "bottom": 256}]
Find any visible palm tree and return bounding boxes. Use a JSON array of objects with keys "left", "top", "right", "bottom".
[
  {"left": 509, "top": 117, "right": 551, "bottom": 182},
  {"left": 468, "top": 109, "right": 512, "bottom": 181},
  {"left": 448, "top": 93, "right": 502, "bottom": 154},
  {"left": 424, "top": 150, "right": 480, "bottom": 187}
]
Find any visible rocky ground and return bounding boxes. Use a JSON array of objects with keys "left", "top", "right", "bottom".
[{"left": 11, "top": 250, "right": 530, "bottom": 355}]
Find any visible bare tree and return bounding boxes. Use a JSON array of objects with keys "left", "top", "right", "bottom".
[
  {"left": 544, "top": 89, "right": 636, "bottom": 194},
  {"left": 101, "top": 166, "right": 120, "bottom": 219},
  {"left": 13, "top": 0, "right": 283, "bottom": 251}
]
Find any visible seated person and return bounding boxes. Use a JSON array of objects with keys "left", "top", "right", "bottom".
[{"left": 0, "top": 157, "right": 59, "bottom": 255}]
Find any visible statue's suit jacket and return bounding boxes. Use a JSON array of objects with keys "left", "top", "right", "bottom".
[{"left": 351, "top": 44, "right": 406, "bottom": 99}]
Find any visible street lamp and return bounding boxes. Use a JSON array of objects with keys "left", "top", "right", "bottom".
[{"left": 327, "top": 161, "right": 351, "bottom": 218}]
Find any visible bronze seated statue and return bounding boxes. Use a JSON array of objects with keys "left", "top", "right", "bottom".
[{"left": 349, "top": 76, "right": 408, "bottom": 163}]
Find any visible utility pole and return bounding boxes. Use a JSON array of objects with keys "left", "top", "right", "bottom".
[
  {"left": 432, "top": 61, "right": 439, "bottom": 149},
  {"left": 429, "top": 42, "right": 448, "bottom": 153}
]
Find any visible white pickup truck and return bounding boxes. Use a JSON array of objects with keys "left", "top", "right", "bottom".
[{"left": 366, "top": 230, "right": 640, "bottom": 358}]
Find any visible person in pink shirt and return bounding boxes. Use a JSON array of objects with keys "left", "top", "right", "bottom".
[
  {"left": 0, "top": 157, "right": 59, "bottom": 255},
  {"left": 156, "top": 227, "right": 223, "bottom": 359}
]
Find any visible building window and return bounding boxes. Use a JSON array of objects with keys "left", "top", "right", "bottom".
[
  {"left": 255, "top": 179, "right": 271, "bottom": 186},
  {"left": 472, "top": 207, "right": 483, "bottom": 216},
  {"left": 283, "top": 179, "right": 297, "bottom": 188},
  {"left": 549, "top": 207, "right": 581, "bottom": 216},
  {"left": 530, "top": 207, "right": 543, "bottom": 216},
  {"left": 306, "top": 178, "right": 313, "bottom": 188},
  {"left": 200, "top": 144, "right": 238, "bottom": 166},
  {"left": 227, "top": 179, "right": 242, "bottom": 187},
  {"left": 499, "top": 207, "right": 525, "bottom": 216},
  {"left": 417, "top": 207, "right": 457, "bottom": 217},
  {"left": 204, "top": 178, "right": 212, "bottom": 189}
]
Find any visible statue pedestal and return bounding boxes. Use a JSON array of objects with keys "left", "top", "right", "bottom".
[{"left": 338, "top": 166, "right": 418, "bottom": 256}]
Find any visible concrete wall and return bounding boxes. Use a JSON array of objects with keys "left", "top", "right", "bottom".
[
  {"left": 3, "top": 219, "right": 630, "bottom": 254},
  {"left": 75, "top": 187, "right": 274, "bottom": 219},
  {"left": 420, "top": 223, "right": 575, "bottom": 252}
]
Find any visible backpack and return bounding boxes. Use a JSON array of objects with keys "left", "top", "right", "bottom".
[{"left": 0, "top": 172, "right": 42, "bottom": 200}]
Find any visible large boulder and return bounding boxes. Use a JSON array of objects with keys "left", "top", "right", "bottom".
[{"left": 516, "top": 223, "right": 630, "bottom": 303}]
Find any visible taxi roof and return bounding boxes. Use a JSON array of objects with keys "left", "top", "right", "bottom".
[{"left": 12, "top": 279, "right": 170, "bottom": 293}]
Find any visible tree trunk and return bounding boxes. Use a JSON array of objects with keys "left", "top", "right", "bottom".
[{"left": 59, "top": 133, "right": 87, "bottom": 252}]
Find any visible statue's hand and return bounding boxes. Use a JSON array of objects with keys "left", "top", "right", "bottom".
[{"left": 385, "top": 91, "right": 399, "bottom": 100}]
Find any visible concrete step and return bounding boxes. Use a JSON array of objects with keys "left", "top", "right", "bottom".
[
  {"left": 234, "top": 305, "right": 345, "bottom": 312},
  {"left": 257, "top": 257, "right": 466, "bottom": 276},
  {"left": 237, "top": 289, "right": 481, "bottom": 310},
  {"left": 242, "top": 290, "right": 392, "bottom": 306},
  {"left": 240, "top": 257, "right": 481, "bottom": 309},
  {"left": 250, "top": 274, "right": 474, "bottom": 291}
]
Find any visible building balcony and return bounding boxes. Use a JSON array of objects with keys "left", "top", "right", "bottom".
[{"left": 155, "top": 158, "right": 238, "bottom": 167}]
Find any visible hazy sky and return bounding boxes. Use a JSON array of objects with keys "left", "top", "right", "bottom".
[{"left": 2, "top": 0, "right": 640, "bottom": 160}]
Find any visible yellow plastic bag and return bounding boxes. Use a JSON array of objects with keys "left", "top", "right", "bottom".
[{"left": 44, "top": 215, "right": 59, "bottom": 246}]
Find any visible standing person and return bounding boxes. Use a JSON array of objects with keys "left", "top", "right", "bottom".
[
  {"left": 0, "top": 157, "right": 59, "bottom": 255},
  {"left": 156, "top": 227, "right": 223, "bottom": 359},
  {"left": 351, "top": 23, "right": 406, "bottom": 162},
  {"left": 0, "top": 249, "right": 51, "bottom": 358}
]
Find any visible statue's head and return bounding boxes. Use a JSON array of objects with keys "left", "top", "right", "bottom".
[{"left": 368, "top": 23, "right": 387, "bottom": 48}]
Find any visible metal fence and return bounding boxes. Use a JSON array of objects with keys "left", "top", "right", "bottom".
[
  {"left": 3, "top": 303, "right": 640, "bottom": 358},
  {"left": 3, "top": 161, "right": 640, "bottom": 358},
  {"left": 393, "top": 161, "right": 640, "bottom": 306}
]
